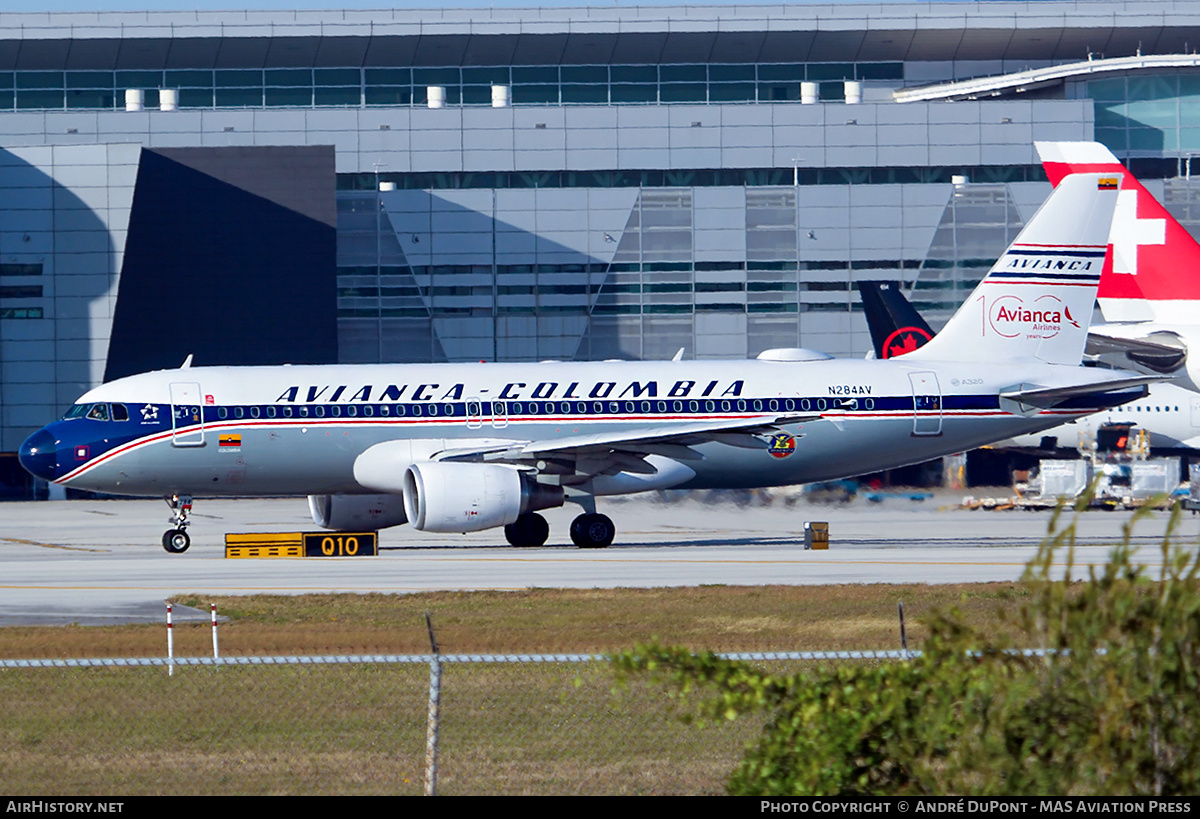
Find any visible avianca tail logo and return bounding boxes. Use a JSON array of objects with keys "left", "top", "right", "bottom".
[{"left": 985, "top": 294, "right": 1075, "bottom": 339}]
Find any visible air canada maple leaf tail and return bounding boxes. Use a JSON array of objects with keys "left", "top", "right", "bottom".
[
  {"left": 1037, "top": 141, "right": 1200, "bottom": 324},
  {"left": 904, "top": 172, "right": 1119, "bottom": 366}
]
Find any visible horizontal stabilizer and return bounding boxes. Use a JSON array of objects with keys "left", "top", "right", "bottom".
[
  {"left": 1085, "top": 330, "right": 1184, "bottom": 358},
  {"left": 999, "top": 374, "right": 1167, "bottom": 409}
]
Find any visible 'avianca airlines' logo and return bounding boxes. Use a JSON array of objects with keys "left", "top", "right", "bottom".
[{"left": 985, "top": 295, "right": 1079, "bottom": 340}]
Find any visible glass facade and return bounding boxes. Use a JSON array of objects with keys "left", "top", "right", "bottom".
[
  {"left": 337, "top": 165, "right": 1048, "bottom": 192},
  {"left": 1092, "top": 73, "right": 1200, "bottom": 154},
  {"left": 0, "top": 63, "right": 902, "bottom": 112}
]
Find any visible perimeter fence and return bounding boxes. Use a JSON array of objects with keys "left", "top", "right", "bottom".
[{"left": 0, "top": 650, "right": 909, "bottom": 796}]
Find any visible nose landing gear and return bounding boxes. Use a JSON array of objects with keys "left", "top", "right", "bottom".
[{"left": 162, "top": 494, "right": 193, "bottom": 553}]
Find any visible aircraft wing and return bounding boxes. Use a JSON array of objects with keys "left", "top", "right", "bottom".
[{"left": 434, "top": 413, "right": 819, "bottom": 478}]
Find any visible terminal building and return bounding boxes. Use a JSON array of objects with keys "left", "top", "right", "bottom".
[{"left": 2, "top": 0, "right": 1200, "bottom": 494}]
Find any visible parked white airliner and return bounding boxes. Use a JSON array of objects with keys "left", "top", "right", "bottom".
[
  {"left": 1038, "top": 141, "right": 1200, "bottom": 387},
  {"left": 19, "top": 174, "right": 1155, "bottom": 552}
]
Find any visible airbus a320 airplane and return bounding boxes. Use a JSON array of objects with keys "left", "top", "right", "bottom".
[{"left": 19, "top": 173, "right": 1155, "bottom": 553}]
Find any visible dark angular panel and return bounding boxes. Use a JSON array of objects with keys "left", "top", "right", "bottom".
[
  {"left": 14, "top": 39, "right": 72, "bottom": 70},
  {"left": 1101, "top": 27, "right": 1165, "bottom": 57},
  {"left": 511, "top": 33, "right": 568, "bottom": 66},
  {"left": 757, "top": 31, "right": 818, "bottom": 64},
  {"left": 106, "top": 145, "right": 337, "bottom": 381},
  {"left": 412, "top": 34, "right": 471, "bottom": 67},
  {"left": 362, "top": 35, "right": 419, "bottom": 67},
  {"left": 856, "top": 30, "right": 917, "bottom": 62},
  {"left": 610, "top": 32, "right": 667, "bottom": 65},
  {"left": 65, "top": 39, "right": 121, "bottom": 70},
  {"left": 659, "top": 32, "right": 716, "bottom": 64},
  {"left": 708, "top": 31, "right": 766, "bottom": 64},
  {"left": 264, "top": 36, "right": 321, "bottom": 68},
  {"left": 314, "top": 36, "right": 369, "bottom": 67},
  {"left": 559, "top": 33, "right": 615, "bottom": 66},
  {"left": 164, "top": 38, "right": 221, "bottom": 69},
  {"left": 0, "top": 41, "right": 17, "bottom": 71},
  {"left": 115, "top": 38, "right": 172, "bottom": 70},
  {"left": 214, "top": 37, "right": 272, "bottom": 68},
  {"left": 807, "top": 30, "right": 867, "bottom": 63},
  {"left": 461, "top": 33, "right": 519, "bottom": 67}
]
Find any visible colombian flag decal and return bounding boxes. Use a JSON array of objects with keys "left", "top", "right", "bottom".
[
  {"left": 1098, "top": 177, "right": 1119, "bottom": 189},
  {"left": 219, "top": 434, "right": 242, "bottom": 448}
]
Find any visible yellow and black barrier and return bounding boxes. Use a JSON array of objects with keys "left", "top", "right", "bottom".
[{"left": 224, "top": 532, "right": 378, "bottom": 559}]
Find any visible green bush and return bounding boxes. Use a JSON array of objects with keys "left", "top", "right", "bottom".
[{"left": 612, "top": 501, "right": 1200, "bottom": 795}]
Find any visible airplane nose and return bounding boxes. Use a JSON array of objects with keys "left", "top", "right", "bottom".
[{"left": 19, "top": 428, "right": 58, "bottom": 481}]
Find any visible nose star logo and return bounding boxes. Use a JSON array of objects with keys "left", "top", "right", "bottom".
[{"left": 141, "top": 404, "right": 158, "bottom": 422}]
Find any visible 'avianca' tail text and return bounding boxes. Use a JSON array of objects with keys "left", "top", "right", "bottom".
[{"left": 905, "top": 172, "right": 1119, "bottom": 366}]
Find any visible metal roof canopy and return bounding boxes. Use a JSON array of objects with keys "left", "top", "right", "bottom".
[{"left": 0, "top": 3, "right": 1196, "bottom": 70}]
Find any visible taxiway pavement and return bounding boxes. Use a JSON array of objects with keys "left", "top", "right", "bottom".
[{"left": 0, "top": 494, "right": 1192, "bottom": 624}]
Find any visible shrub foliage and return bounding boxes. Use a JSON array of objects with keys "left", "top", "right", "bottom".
[{"left": 612, "top": 501, "right": 1200, "bottom": 795}]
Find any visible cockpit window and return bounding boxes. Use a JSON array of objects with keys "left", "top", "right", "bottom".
[
  {"left": 62, "top": 404, "right": 90, "bottom": 420},
  {"left": 85, "top": 404, "right": 110, "bottom": 422},
  {"left": 110, "top": 403, "right": 129, "bottom": 422}
]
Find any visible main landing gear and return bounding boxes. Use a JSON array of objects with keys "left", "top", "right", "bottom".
[
  {"left": 162, "top": 494, "right": 193, "bottom": 554},
  {"left": 504, "top": 513, "right": 551, "bottom": 547},
  {"left": 569, "top": 512, "right": 615, "bottom": 549},
  {"left": 501, "top": 510, "right": 616, "bottom": 548}
]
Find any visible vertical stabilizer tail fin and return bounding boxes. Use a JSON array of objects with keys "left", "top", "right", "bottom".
[
  {"left": 1037, "top": 141, "right": 1200, "bottom": 324},
  {"left": 905, "top": 172, "right": 1119, "bottom": 366},
  {"left": 859, "top": 281, "right": 934, "bottom": 359}
]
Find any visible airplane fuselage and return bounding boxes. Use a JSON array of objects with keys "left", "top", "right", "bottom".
[{"left": 21, "top": 357, "right": 1144, "bottom": 498}]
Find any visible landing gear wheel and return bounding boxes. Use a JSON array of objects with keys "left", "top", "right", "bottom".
[
  {"left": 570, "top": 513, "right": 615, "bottom": 549},
  {"left": 504, "top": 513, "right": 550, "bottom": 547},
  {"left": 162, "top": 529, "right": 190, "bottom": 553}
]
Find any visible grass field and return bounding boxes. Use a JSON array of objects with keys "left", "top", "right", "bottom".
[
  {"left": 0, "top": 583, "right": 1038, "bottom": 795},
  {"left": 0, "top": 582, "right": 1033, "bottom": 659}
]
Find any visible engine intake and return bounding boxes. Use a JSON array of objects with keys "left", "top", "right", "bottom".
[{"left": 403, "top": 461, "right": 563, "bottom": 533}]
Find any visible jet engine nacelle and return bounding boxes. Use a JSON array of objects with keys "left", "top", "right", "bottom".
[
  {"left": 402, "top": 461, "right": 564, "bottom": 533},
  {"left": 308, "top": 493, "right": 408, "bottom": 531}
]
